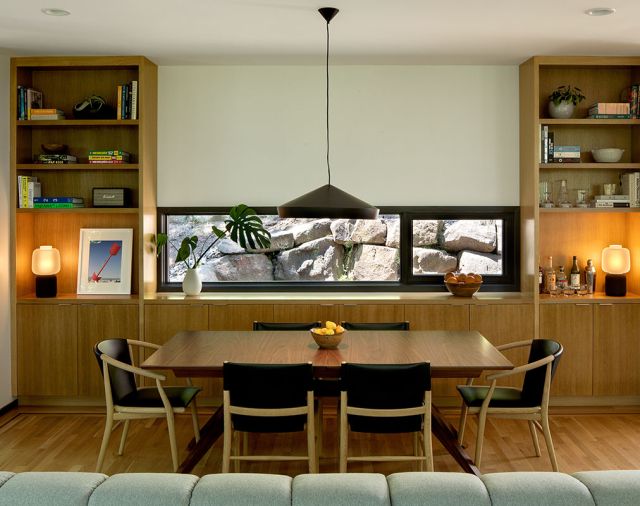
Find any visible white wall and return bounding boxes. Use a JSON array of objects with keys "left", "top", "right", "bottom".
[
  {"left": 0, "top": 54, "right": 13, "bottom": 409},
  {"left": 158, "top": 65, "right": 519, "bottom": 207}
]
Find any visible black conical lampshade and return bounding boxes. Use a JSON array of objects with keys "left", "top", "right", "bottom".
[{"left": 278, "top": 184, "right": 379, "bottom": 219}]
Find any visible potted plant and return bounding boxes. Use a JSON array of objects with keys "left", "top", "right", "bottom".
[
  {"left": 548, "top": 85, "right": 586, "bottom": 119},
  {"left": 156, "top": 204, "right": 271, "bottom": 295}
]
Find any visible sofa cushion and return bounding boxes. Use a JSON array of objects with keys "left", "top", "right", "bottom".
[
  {"left": 573, "top": 470, "right": 640, "bottom": 506},
  {"left": 482, "top": 472, "right": 596, "bottom": 506},
  {"left": 191, "top": 474, "right": 292, "bottom": 506},
  {"left": 0, "top": 473, "right": 13, "bottom": 488},
  {"left": 293, "top": 473, "right": 390, "bottom": 506},
  {"left": 387, "top": 472, "right": 491, "bottom": 506},
  {"left": 0, "top": 472, "right": 106, "bottom": 506},
  {"left": 88, "top": 473, "right": 198, "bottom": 506}
]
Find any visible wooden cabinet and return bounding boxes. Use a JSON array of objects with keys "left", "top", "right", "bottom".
[
  {"left": 209, "top": 304, "right": 273, "bottom": 330},
  {"left": 340, "top": 304, "right": 405, "bottom": 324},
  {"left": 273, "top": 304, "right": 339, "bottom": 324},
  {"left": 539, "top": 303, "right": 593, "bottom": 396}
]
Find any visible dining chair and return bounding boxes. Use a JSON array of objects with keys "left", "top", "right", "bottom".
[
  {"left": 222, "top": 362, "right": 317, "bottom": 473},
  {"left": 456, "top": 338, "right": 563, "bottom": 471},
  {"left": 93, "top": 338, "right": 201, "bottom": 472},
  {"left": 339, "top": 362, "right": 433, "bottom": 472},
  {"left": 252, "top": 321, "right": 321, "bottom": 331},
  {"left": 340, "top": 321, "right": 410, "bottom": 331}
]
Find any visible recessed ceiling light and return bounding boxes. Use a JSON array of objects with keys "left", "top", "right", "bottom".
[
  {"left": 584, "top": 7, "right": 616, "bottom": 16},
  {"left": 41, "top": 8, "right": 71, "bottom": 16}
]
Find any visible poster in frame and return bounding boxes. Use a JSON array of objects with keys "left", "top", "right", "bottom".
[{"left": 77, "top": 228, "right": 133, "bottom": 295}]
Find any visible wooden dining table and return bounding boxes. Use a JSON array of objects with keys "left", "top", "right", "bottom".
[{"left": 142, "top": 329, "right": 513, "bottom": 476}]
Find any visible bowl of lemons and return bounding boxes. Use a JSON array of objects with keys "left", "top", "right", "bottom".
[
  {"left": 444, "top": 272, "right": 483, "bottom": 297},
  {"left": 310, "top": 321, "right": 346, "bottom": 349}
]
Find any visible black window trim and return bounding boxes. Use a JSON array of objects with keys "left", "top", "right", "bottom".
[{"left": 156, "top": 206, "right": 520, "bottom": 293}]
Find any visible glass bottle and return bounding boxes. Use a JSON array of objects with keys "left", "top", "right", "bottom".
[
  {"left": 556, "top": 265, "right": 567, "bottom": 290},
  {"left": 570, "top": 256, "right": 580, "bottom": 288},
  {"left": 544, "top": 256, "right": 556, "bottom": 293},
  {"left": 557, "top": 179, "right": 572, "bottom": 208},
  {"left": 585, "top": 259, "right": 597, "bottom": 294},
  {"left": 538, "top": 261, "right": 544, "bottom": 294}
]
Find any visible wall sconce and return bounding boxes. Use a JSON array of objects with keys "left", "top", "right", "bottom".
[
  {"left": 32, "top": 245, "right": 61, "bottom": 298},
  {"left": 601, "top": 244, "right": 630, "bottom": 297}
]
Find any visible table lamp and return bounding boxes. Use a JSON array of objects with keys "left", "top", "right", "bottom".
[
  {"left": 32, "top": 245, "right": 60, "bottom": 298},
  {"left": 601, "top": 244, "right": 630, "bottom": 297}
]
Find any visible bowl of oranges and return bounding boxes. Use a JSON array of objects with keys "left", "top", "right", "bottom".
[
  {"left": 444, "top": 272, "right": 483, "bottom": 297},
  {"left": 310, "top": 321, "right": 346, "bottom": 349}
]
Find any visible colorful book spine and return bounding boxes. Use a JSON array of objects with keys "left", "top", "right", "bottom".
[
  {"left": 17, "top": 176, "right": 39, "bottom": 208},
  {"left": 116, "top": 85, "right": 122, "bottom": 120},
  {"left": 588, "top": 114, "right": 632, "bottom": 119},
  {"left": 34, "top": 197, "right": 84, "bottom": 204},
  {"left": 33, "top": 203, "right": 85, "bottom": 208},
  {"left": 594, "top": 201, "right": 630, "bottom": 208},
  {"left": 131, "top": 80, "right": 138, "bottom": 120},
  {"left": 88, "top": 160, "right": 128, "bottom": 164},
  {"left": 631, "top": 85, "right": 638, "bottom": 119},
  {"left": 589, "top": 102, "right": 630, "bottom": 115},
  {"left": 88, "top": 150, "right": 129, "bottom": 156}
]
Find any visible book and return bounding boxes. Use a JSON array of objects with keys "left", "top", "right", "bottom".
[
  {"left": 588, "top": 102, "right": 630, "bottom": 115},
  {"left": 131, "top": 80, "right": 138, "bottom": 120},
  {"left": 28, "top": 181, "right": 41, "bottom": 208},
  {"left": 547, "top": 132, "right": 554, "bottom": 164},
  {"left": 88, "top": 160, "right": 128, "bottom": 164},
  {"left": 552, "top": 151, "right": 580, "bottom": 158},
  {"left": 30, "top": 109, "right": 64, "bottom": 115},
  {"left": 17, "top": 176, "right": 38, "bottom": 208},
  {"left": 88, "top": 150, "right": 129, "bottom": 156},
  {"left": 33, "top": 203, "right": 85, "bottom": 208},
  {"left": 34, "top": 197, "right": 84, "bottom": 204},
  {"left": 542, "top": 125, "right": 548, "bottom": 163},
  {"left": 88, "top": 155, "right": 129, "bottom": 161},
  {"left": 587, "top": 114, "right": 632, "bottom": 119},
  {"left": 621, "top": 172, "right": 640, "bottom": 207},
  {"left": 26, "top": 88, "right": 43, "bottom": 119},
  {"left": 116, "top": 85, "right": 122, "bottom": 120},
  {"left": 593, "top": 194, "right": 629, "bottom": 200},
  {"left": 594, "top": 201, "right": 630, "bottom": 208},
  {"left": 553, "top": 145, "right": 580, "bottom": 152},
  {"left": 37, "top": 154, "right": 77, "bottom": 162},
  {"left": 551, "top": 158, "right": 581, "bottom": 163},
  {"left": 30, "top": 114, "right": 65, "bottom": 120}
]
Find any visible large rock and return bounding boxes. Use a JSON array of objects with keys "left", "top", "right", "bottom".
[
  {"left": 215, "top": 238, "right": 245, "bottom": 255},
  {"left": 457, "top": 250, "right": 502, "bottom": 275},
  {"left": 442, "top": 221, "right": 497, "bottom": 253},
  {"left": 201, "top": 254, "right": 273, "bottom": 281},
  {"left": 292, "top": 219, "right": 332, "bottom": 246},
  {"left": 351, "top": 245, "right": 400, "bottom": 281},
  {"left": 350, "top": 220, "right": 387, "bottom": 245},
  {"left": 413, "top": 248, "right": 458, "bottom": 274},
  {"left": 413, "top": 220, "right": 440, "bottom": 247},
  {"left": 385, "top": 218, "right": 400, "bottom": 248},
  {"left": 330, "top": 219, "right": 356, "bottom": 245},
  {"left": 274, "top": 237, "right": 345, "bottom": 281},
  {"left": 246, "top": 231, "right": 294, "bottom": 253}
]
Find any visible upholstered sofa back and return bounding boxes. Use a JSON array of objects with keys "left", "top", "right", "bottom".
[{"left": 0, "top": 470, "right": 638, "bottom": 505}]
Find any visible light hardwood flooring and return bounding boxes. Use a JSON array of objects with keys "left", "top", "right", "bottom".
[{"left": 1, "top": 406, "right": 640, "bottom": 475}]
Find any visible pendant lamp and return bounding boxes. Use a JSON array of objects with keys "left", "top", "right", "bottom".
[{"left": 278, "top": 7, "right": 379, "bottom": 220}]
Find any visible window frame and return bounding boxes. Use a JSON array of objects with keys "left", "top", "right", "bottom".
[{"left": 156, "top": 206, "right": 520, "bottom": 292}]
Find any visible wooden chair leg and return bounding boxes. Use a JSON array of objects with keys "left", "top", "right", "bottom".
[
  {"left": 528, "top": 419, "right": 541, "bottom": 457},
  {"left": 117, "top": 419, "right": 130, "bottom": 456},
  {"left": 424, "top": 399, "right": 433, "bottom": 472},
  {"left": 96, "top": 412, "right": 114, "bottom": 472},
  {"left": 541, "top": 414, "right": 559, "bottom": 471},
  {"left": 233, "top": 432, "right": 241, "bottom": 472},
  {"left": 458, "top": 403, "right": 469, "bottom": 445},
  {"left": 222, "top": 393, "right": 232, "bottom": 473},
  {"left": 474, "top": 413, "right": 487, "bottom": 468},
  {"left": 413, "top": 432, "right": 421, "bottom": 471},
  {"left": 166, "top": 410, "right": 179, "bottom": 472},
  {"left": 339, "top": 393, "right": 348, "bottom": 473},
  {"left": 316, "top": 398, "right": 324, "bottom": 458},
  {"left": 190, "top": 400, "right": 200, "bottom": 443}
]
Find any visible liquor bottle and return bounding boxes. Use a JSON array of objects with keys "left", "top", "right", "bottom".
[
  {"left": 544, "top": 256, "right": 556, "bottom": 293},
  {"left": 556, "top": 266, "right": 567, "bottom": 290},
  {"left": 570, "top": 256, "right": 580, "bottom": 288},
  {"left": 538, "top": 262, "right": 544, "bottom": 294},
  {"left": 585, "top": 259, "right": 596, "bottom": 294}
]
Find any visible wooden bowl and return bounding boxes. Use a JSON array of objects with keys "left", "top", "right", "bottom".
[
  {"left": 41, "top": 143, "right": 68, "bottom": 154},
  {"left": 311, "top": 330, "right": 345, "bottom": 349},
  {"left": 445, "top": 281, "right": 482, "bottom": 297}
]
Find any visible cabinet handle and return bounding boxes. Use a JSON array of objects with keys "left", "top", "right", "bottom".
[
  {"left": 598, "top": 303, "right": 613, "bottom": 306},
  {"left": 320, "top": 304, "right": 334, "bottom": 307},
  {"left": 574, "top": 303, "right": 590, "bottom": 306},
  {"left": 343, "top": 304, "right": 358, "bottom": 307},
  {"left": 57, "top": 303, "right": 72, "bottom": 307}
]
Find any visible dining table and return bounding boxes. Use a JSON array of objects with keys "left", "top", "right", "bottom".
[{"left": 141, "top": 329, "right": 513, "bottom": 476}]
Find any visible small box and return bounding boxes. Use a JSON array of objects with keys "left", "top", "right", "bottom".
[{"left": 92, "top": 187, "right": 130, "bottom": 207}]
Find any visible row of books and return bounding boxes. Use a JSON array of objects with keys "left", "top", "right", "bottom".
[
  {"left": 587, "top": 102, "right": 631, "bottom": 119},
  {"left": 592, "top": 195, "right": 631, "bottom": 208},
  {"left": 29, "top": 108, "right": 65, "bottom": 120},
  {"left": 17, "top": 176, "right": 41, "bottom": 208},
  {"left": 540, "top": 126, "right": 581, "bottom": 163},
  {"left": 16, "top": 87, "right": 42, "bottom": 120},
  {"left": 620, "top": 86, "right": 640, "bottom": 119},
  {"left": 88, "top": 150, "right": 131, "bottom": 164},
  {"left": 621, "top": 172, "right": 640, "bottom": 207},
  {"left": 35, "top": 154, "right": 77, "bottom": 164},
  {"left": 117, "top": 81, "right": 138, "bottom": 120},
  {"left": 33, "top": 197, "right": 85, "bottom": 208}
]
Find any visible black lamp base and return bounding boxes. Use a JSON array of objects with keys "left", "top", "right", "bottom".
[
  {"left": 605, "top": 274, "right": 626, "bottom": 297},
  {"left": 35, "top": 275, "right": 57, "bottom": 298}
]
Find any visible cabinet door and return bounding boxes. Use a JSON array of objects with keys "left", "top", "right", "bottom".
[
  {"left": 273, "top": 304, "right": 339, "bottom": 324},
  {"left": 593, "top": 303, "right": 640, "bottom": 396},
  {"left": 78, "top": 304, "right": 139, "bottom": 398},
  {"left": 470, "top": 304, "right": 534, "bottom": 389},
  {"left": 209, "top": 304, "right": 274, "bottom": 330},
  {"left": 340, "top": 304, "right": 405, "bottom": 324},
  {"left": 17, "top": 304, "right": 78, "bottom": 397},
  {"left": 540, "top": 303, "right": 592, "bottom": 397}
]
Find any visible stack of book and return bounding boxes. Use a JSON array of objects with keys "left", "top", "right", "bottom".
[
  {"left": 88, "top": 150, "right": 130, "bottom": 164},
  {"left": 30, "top": 108, "right": 65, "bottom": 120},
  {"left": 592, "top": 195, "right": 630, "bottom": 208},
  {"left": 33, "top": 197, "right": 85, "bottom": 209},
  {"left": 36, "top": 154, "right": 77, "bottom": 164},
  {"left": 552, "top": 145, "right": 580, "bottom": 163},
  {"left": 17, "top": 176, "right": 41, "bottom": 208},
  {"left": 116, "top": 81, "right": 138, "bottom": 120},
  {"left": 588, "top": 102, "right": 631, "bottom": 119},
  {"left": 16, "top": 86, "right": 42, "bottom": 120},
  {"left": 540, "top": 125, "right": 555, "bottom": 163},
  {"left": 621, "top": 172, "right": 640, "bottom": 207},
  {"left": 620, "top": 85, "right": 640, "bottom": 118}
]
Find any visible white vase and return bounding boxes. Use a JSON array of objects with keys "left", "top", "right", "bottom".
[
  {"left": 182, "top": 268, "right": 202, "bottom": 296},
  {"left": 548, "top": 100, "right": 575, "bottom": 119}
]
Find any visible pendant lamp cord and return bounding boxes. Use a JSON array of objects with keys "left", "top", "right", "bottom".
[{"left": 325, "top": 18, "right": 331, "bottom": 186}]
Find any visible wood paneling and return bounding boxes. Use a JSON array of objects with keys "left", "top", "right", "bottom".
[
  {"left": 273, "top": 304, "right": 339, "bottom": 325},
  {"left": 340, "top": 304, "right": 404, "bottom": 324},
  {"left": 17, "top": 304, "right": 78, "bottom": 396},
  {"left": 540, "top": 303, "right": 593, "bottom": 396},
  {"left": 208, "top": 304, "right": 273, "bottom": 331}
]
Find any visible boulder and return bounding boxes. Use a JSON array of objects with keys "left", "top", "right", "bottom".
[
  {"left": 413, "top": 220, "right": 440, "bottom": 247},
  {"left": 442, "top": 221, "right": 497, "bottom": 253},
  {"left": 202, "top": 254, "right": 273, "bottom": 281},
  {"left": 385, "top": 218, "right": 400, "bottom": 248},
  {"left": 350, "top": 220, "right": 387, "bottom": 245},
  {"left": 246, "top": 231, "right": 294, "bottom": 253},
  {"left": 215, "top": 238, "right": 245, "bottom": 255},
  {"left": 413, "top": 248, "right": 458, "bottom": 274},
  {"left": 351, "top": 245, "right": 400, "bottom": 281},
  {"left": 292, "top": 219, "right": 332, "bottom": 245},
  {"left": 457, "top": 250, "right": 502, "bottom": 275},
  {"left": 274, "top": 237, "right": 345, "bottom": 281},
  {"left": 330, "top": 219, "right": 356, "bottom": 245}
]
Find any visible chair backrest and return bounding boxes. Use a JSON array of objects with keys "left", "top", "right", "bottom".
[
  {"left": 253, "top": 321, "right": 322, "bottom": 331},
  {"left": 340, "top": 321, "right": 410, "bottom": 331},
  {"left": 93, "top": 338, "right": 137, "bottom": 405},
  {"left": 223, "top": 362, "right": 313, "bottom": 432},
  {"left": 340, "top": 362, "right": 431, "bottom": 433},
  {"left": 521, "top": 339, "right": 564, "bottom": 406}
]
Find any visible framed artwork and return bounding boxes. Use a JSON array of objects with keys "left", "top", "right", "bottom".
[{"left": 77, "top": 228, "right": 133, "bottom": 294}]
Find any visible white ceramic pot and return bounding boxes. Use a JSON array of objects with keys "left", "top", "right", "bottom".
[
  {"left": 182, "top": 268, "right": 202, "bottom": 296},
  {"left": 548, "top": 100, "right": 575, "bottom": 119}
]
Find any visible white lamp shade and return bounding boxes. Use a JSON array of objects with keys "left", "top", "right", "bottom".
[
  {"left": 32, "top": 245, "right": 61, "bottom": 275},
  {"left": 601, "top": 244, "right": 630, "bottom": 275}
]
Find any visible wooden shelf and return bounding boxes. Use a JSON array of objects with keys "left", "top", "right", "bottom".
[
  {"left": 540, "top": 163, "right": 640, "bottom": 170},
  {"left": 539, "top": 118, "right": 640, "bottom": 126},
  {"left": 16, "top": 119, "right": 139, "bottom": 127},
  {"left": 539, "top": 292, "right": 640, "bottom": 303},
  {"left": 17, "top": 293, "right": 139, "bottom": 304},
  {"left": 16, "top": 207, "right": 139, "bottom": 214},
  {"left": 539, "top": 207, "right": 638, "bottom": 213},
  {"left": 17, "top": 163, "right": 139, "bottom": 170}
]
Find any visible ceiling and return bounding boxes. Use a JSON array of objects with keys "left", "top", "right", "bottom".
[{"left": 2, "top": 0, "right": 640, "bottom": 65}]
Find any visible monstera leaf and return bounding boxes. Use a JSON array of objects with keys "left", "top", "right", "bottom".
[{"left": 225, "top": 204, "right": 271, "bottom": 250}]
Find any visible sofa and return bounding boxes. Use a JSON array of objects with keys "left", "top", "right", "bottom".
[{"left": 0, "top": 470, "right": 639, "bottom": 506}]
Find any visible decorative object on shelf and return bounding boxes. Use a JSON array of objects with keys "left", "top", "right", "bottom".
[
  {"left": 278, "top": 7, "right": 379, "bottom": 220},
  {"left": 32, "top": 245, "right": 60, "bottom": 298},
  {"left": 539, "top": 181, "right": 554, "bottom": 208},
  {"left": 156, "top": 204, "right": 271, "bottom": 296},
  {"left": 77, "top": 228, "right": 133, "bottom": 295},
  {"left": 310, "top": 320, "right": 345, "bottom": 349},
  {"left": 601, "top": 244, "right": 630, "bottom": 296},
  {"left": 556, "top": 179, "right": 572, "bottom": 208},
  {"left": 182, "top": 268, "right": 202, "bottom": 296},
  {"left": 576, "top": 189, "right": 588, "bottom": 208},
  {"left": 591, "top": 148, "right": 624, "bottom": 163},
  {"left": 72, "top": 95, "right": 116, "bottom": 119},
  {"left": 92, "top": 188, "right": 130, "bottom": 207},
  {"left": 41, "top": 143, "right": 67, "bottom": 154},
  {"left": 548, "top": 85, "right": 585, "bottom": 119},
  {"left": 444, "top": 272, "right": 483, "bottom": 297}
]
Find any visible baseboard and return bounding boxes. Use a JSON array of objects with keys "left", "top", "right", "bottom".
[{"left": 0, "top": 399, "right": 18, "bottom": 417}]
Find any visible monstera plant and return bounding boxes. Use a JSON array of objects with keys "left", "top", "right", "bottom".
[{"left": 156, "top": 204, "right": 271, "bottom": 295}]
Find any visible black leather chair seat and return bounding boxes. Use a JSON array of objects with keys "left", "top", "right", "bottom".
[
  {"left": 118, "top": 386, "right": 201, "bottom": 408},
  {"left": 456, "top": 385, "right": 537, "bottom": 408}
]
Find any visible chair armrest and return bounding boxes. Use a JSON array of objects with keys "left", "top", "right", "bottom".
[
  {"left": 495, "top": 339, "right": 533, "bottom": 352},
  {"left": 100, "top": 354, "right": 166, "bottom": 381},
  {"left": 486, "top": 354, "right": 554, "bottom": 381},
  {"left": 126, "top": 339, "right": 161, "bottom": 351}
]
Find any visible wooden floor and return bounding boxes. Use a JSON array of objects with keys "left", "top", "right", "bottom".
[{"left": 1, "top": 406, "right": 640, "bottom": 476}]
